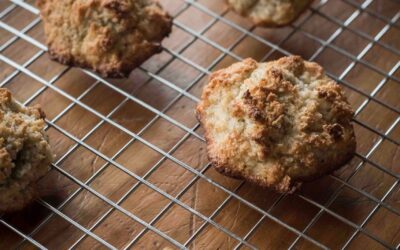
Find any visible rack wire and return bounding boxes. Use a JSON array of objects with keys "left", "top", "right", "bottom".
[{"left": 0, "top": 0, "right": 399, "bottom": 249}]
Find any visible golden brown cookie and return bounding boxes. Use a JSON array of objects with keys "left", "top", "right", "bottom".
[
  {"left": 0, "top": 88, "right": 53, "bottom": 213},
  {"left": 197, "top": 56, "right": 356, "bottom": 193},
  {"left": 226, "top": 0, "right": 313, "bottom": 27},
  {"left": 37, "top": 0, "right": 172, "bottom": 78}
]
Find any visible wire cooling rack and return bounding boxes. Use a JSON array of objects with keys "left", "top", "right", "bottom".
[{"left": 0, "top": 0, "right": 399, "bottom": 249}]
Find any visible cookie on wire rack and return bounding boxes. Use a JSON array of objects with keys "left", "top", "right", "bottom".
[
  {"left": 37, "top": 0, "right": 173, "bottom": 78},
  {"left": 0, "top": 88, "right": 53, "bottom": 213},
  {"left": 226, "top": 0, "right": 313, "bottom": 27},
  {"left": 196, "top": 56, "right": 356, "bottom": 193}
]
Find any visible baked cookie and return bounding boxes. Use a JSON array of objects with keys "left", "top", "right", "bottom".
[
  {"left": 37, "top": 0, "right": 172, "bottom": 78},
  {"left": 226, "top": 0, "right": 312, "bottom": 27},
  {"left": 197, "top": 56, "right": 356, "bottom": 193},
  {"left": 0, "top": 89, "right": 53, "bottom": 212}
]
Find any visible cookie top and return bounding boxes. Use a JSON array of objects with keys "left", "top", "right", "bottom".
[
  {"left": 37, "top": 0, "right": 172, "bottom": 78},
  {"left": 226, "top": 0, "right": 312, "bottom": 26},
  {"left": 197, "top": 56, "right": 356, "bottom": 192},
  {"left": 0, "top": 89, "right": 53, "bottom": 212}
]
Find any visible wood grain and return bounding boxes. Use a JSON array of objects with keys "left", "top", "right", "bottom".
[{"left": 0, "top": 0, "right": 399, "bottom": 249}]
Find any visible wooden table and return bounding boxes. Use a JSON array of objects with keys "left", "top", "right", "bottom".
[{"left": 0, "top": 0, "right": 399, "bottom": 249}]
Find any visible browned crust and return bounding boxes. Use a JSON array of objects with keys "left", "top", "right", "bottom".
[
  {"left": 0, "top": 88, "right": 52, "bottom": 213},
  {"left": 198, "top": 111, "right": 353, "bottom": 194},
  {"left": 210, "top": 148, "right": 354, "bottom": 193},
  {"left": 47, "top": 45, "right": 163, "bottom": 78},
  {"left": 37, "top": 0, "right": 173, "bottom": 78},
  {"left": 196, "top": 56, "right": 356, "bottom": 193},
  {"left": 0, "top": 186, "right": 38, "bottom": 214},
  {"left": 225, "top": 0, "right": 314, "bottom": 27}
]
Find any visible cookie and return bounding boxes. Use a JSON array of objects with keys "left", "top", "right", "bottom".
[
  {"left": 197, "top": 56, "right": 356, "bottom": 193},
  {"left": 226, "top": 0, "right": 312, "bottom": 27},
  {"left": 0, "top": 89, "right": 53, "bottom": 213},
  {"left": 37, "top": 0, "right": 172, "bottom": 78}
]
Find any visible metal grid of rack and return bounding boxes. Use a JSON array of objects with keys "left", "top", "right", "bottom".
[{"left": 0, "top": 0, "right": 399, "bottom": 249}]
